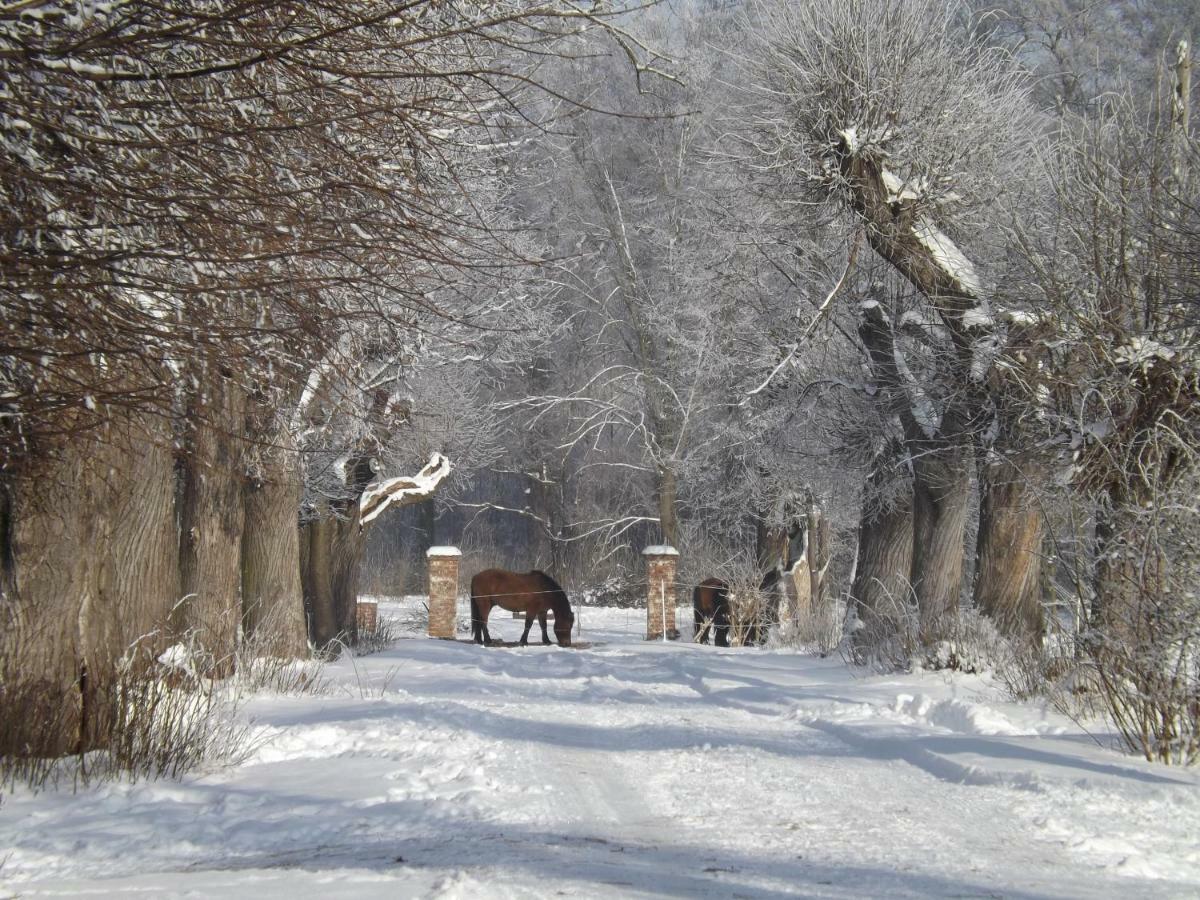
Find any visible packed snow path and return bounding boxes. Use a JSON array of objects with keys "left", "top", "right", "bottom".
[{"left": 2, "top": 602, "right": 1198, "bottom": 899}]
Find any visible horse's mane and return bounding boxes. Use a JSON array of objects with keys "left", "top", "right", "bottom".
[{"left": 528, "top": 570, "right": 571, "bottom": 615}]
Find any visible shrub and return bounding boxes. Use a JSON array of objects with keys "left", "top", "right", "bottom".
[
  {"left": 353, "top": 616, "right": 404, "bottom": 656},
  {"left": 843, "top": 586, "right": 921, "bottom": 671},
  {"left": 1, "top": 638, "right": 254, "bottom": 793},
  {"left": 1, "top": 626, "right": 329, "bottom": 794}
]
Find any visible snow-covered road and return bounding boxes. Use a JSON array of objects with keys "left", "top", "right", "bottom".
[{"left": 2, "top": 601, "right": 1198, "bottom": 898}]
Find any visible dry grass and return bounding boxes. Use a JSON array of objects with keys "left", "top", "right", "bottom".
[
  {"left": 1, "top": 624, "right": 330, "bottom": 796},
  {"left": 352, "top": 615, "right": 404, "bottom": 656},
  {"left": 1, "top": 644, "right": 253, "bottom": 794}
]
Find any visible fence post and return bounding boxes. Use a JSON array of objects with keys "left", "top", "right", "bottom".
[
  {"left": 427, "top": 546, "right": 461, "bottom": 639},
  {"left": 643, "top": 545, "right": 679, "bottom": 641},
  {"left": 356, "top": 598, "right": 378, "bottom": 636}
]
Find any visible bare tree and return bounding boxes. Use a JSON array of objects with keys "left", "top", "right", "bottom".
[
  {"left": 499, "top": 5, "right": 749, "bottom": 568},
  {"left": 739, "top": 0, "right": 1045, "bottom": 646}
]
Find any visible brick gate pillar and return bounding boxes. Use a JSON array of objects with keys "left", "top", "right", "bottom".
[
  {"left": 427, "top": 546, "right": 461, "bottom": 639},
  {"left": 356, "top": 598, "right": 378, "bottom": 635},
  {"left": 643, "top": 545, "right": 679, "bottom": 640}
]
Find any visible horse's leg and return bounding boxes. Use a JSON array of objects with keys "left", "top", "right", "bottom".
[
  {"left": 471, "top": 597, "right": 483, "bottom": 644},
  {"left": 520, "top": 609, "right": 535, "bottom": 646},
  {"left": 481, "top": 603, "right": 495, "bottom": 645},
  {"left": 539, "top": 611, "right": 551, "bottom": 645}
]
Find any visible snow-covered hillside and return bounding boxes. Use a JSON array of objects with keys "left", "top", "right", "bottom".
[{"left": 2, "top": 600, "right": 1198, "bottom": 899}]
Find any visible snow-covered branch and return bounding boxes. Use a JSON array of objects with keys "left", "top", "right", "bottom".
[{"left": 359, "top": 452, "right": 452, "bottom": 528}]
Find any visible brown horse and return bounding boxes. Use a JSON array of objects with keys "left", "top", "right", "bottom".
[
  {"left": 693, "top": 577, "right": 730, "bottom": 647},
  {"left": 469, "top": 569, "right": 575, "bottom": 647}
]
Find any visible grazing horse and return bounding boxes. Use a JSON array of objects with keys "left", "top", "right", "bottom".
[
  {"left": 693, "top": 578, "right": 730, "bottom": 647},
  {"left": 469, "top": 569, "right": 575, "bottom": 647}
]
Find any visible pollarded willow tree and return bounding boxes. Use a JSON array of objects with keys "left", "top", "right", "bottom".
[
  {"left": 1030, "top": 70, "right": 1200, "bottom": 762},
  {"left": 0, "top": 0, "right": 656, "bottom": 755},
  {"left": 738, "top": 0, "right": 1048, "bottom": 647}
]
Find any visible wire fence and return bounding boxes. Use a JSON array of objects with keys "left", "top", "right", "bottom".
[{"left": 435, "top": 577, "right": 843, "bottom": 648}]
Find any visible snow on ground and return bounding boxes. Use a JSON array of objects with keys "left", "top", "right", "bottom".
[{"left": 2, "top": 599, "right": 1198, "bottom": 899}]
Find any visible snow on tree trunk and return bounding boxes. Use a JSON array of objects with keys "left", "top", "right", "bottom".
[
  {"left": 839, "top": 149, "right": 986, "bottom": 336},
  {"left": 805, "top": 493, "right": 831, "bottom": 623},
  {"left": 358, "top": 454, "right": 452, "bottom": 527}
]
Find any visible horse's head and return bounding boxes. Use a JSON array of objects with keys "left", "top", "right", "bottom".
[{"left": 554, "top": 607, "right": 575, "bottom": 647}]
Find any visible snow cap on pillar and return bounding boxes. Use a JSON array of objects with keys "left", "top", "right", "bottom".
[
  {"left": 642, "top": 545, "right": 679, "bottom": 557},
  {"left": 427, "top": 546, "right": 462, "bottom": 557}
]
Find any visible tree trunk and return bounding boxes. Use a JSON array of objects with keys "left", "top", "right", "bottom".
[
  {"left": 858, "top": 302, "right": 967, "bottom": 645},
  {"left": 1, "top": 409, "right": 178, "bottom": 756},
  {"left": 756, "top": 517, "right": 787, "bottom": 575},
  {"left": 974, "top": 457, "right": 1045, "bottom": 646},
  {"left": 241, "top": 428, "right": 307, "bottom": 658},
  {"left": 419, "top": 496, "right": 437, "bottom": 592},
  {"left": 656, "top": 464, "right": 678, "bottom": 547},
  {"left": 176, "top": 371, "right": 246, "bottom": 676},
  {"left": 1, "top": 439, "right": 105, "bottom": 756},
  {"left": 1092, "top": 497, "right": 1163, "bottom": 640},
  {"left": 330, "top": 510, "right": 365, "bottom": 641},
  {"left": 806, "top": 493, "right": 831, "bottom": 618},
  {"left": 301, "top": 506, "right": 367, "bottom": 648},
  {"left": 909, "top": 424, "right": 972, "bottom": 644},
  {"left": 842, "top": 144, "right": 992, "bottom": 646},
  {"left": 850, "top": 445, "right": 915, "bottom": 658},
  {"left": 301, "top": 513, "right": 338, "bottom": 647},
  {"left": 93, "top": 412, "right": 182, "bottom": 743},
  {"left": 304, "top": 456, "right": 369, "bottom": 648},
  {"left": 531, "top": 462, "right": 568, "bottom": 576}
]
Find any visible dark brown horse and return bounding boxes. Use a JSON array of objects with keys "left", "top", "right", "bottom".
[
  {"left": 469, "top": 569, "right": 575, "bottom": 647},
  {"left": 693, "top": 577, "right": 730, "bottom": 647}
]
